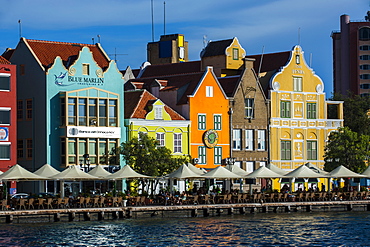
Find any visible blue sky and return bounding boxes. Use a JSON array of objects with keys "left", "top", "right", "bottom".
[{"left": 0, "top": 0, "right": 368, "bottom": 96}]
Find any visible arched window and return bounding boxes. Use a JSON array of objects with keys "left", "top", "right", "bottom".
[{"left": 359, "top": 27, "right": 370, "bottom": 41}]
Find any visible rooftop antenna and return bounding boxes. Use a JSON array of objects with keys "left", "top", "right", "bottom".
[
  {"left": 151, "top": 0, "right": 154, "bottom": 42},
  {"left": 310, "top": 53, "right": 313, "bottom": 68},
  {"left": 108, "top": 48, "right": 128, "bottom": 63},
  {"left": 298, "top": 27, "right": 301, "bottom": 45},
  {"left": 97, "top": 35, "right": 101, "bottom": 43},
  {"left": 18, "top": 19, "right": 22, "bottom": 39},
  {"left": 257, "top": 46, "right": 265, "bottom": 78},
  {"left": 92, "top": 38, "right": 94, "bottom": 44},
  {"left": 163, "top": 1, "right": 166, "bottom": 35}
]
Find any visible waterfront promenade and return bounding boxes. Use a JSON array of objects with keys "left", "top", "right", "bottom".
[{"left": 2, "top": 193, "right": 370, "bottom": 223}]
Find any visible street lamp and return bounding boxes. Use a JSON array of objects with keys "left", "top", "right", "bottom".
[{"left": 79, "top": 153, "right": 91, "bottom": 172}]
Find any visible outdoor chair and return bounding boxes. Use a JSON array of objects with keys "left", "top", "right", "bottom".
[
  {"left": 203, "top": 194, "right": 213, "bottom": 204},
  {"left": 276, "top": 193, "right": 283, "bottom": 202},
  {"left": 134, "top": 196, "right": 141, "bottom": 206},
  {"left": 92, "top": 197, "right": 99, "bottom": 207},
  {"left": 241, "top": 193, "right": 248, "bottom": 203},
  {"left": 18, "top": 198, "right": 26, "bottom": 210},
  {"left": 116, "top": 196, "right": 123, "bottom": 207},
  {"left": 304, "top": 193, "right": 310, "bottom": 201},
  {"left": 111, "top": 197, "right": 118, "bottom": 207},
  {"left": 190, "top": 195, "right": 199, "bottom": 205},
  {"left": 78, "top": 197, "right": 85, "bottom": 208},
  {"left": 55, "top": 198, "right": 64, "bottom": 209},
  {"left": 282, "top": 193, "right": 289, "bottom": 202},
  {"left": 45, "top": 198, "right": 53, "bottom": 209},
  {"left": 297, "top": 193, "right": 304, "bottom": 202},
  {"left": 99, "top": 197, "right": 105, "bottom": 207},
  {"left": 236, "top": 194, "right": 243, "bottom": 203},
  {"left": 267, "top": 193, "right": 275, "bottom": 202},
  {"left": 140, "top": 196, "right": 146, "bottom": 206},
  {"left": 27, "top": 198, "right": 35, "bottom": 209},
  {"left": 37, "top": 198, "right": 44, "bottom": 209},
  {"left": 1, "top": 199, "right": 7, "bottom": 210},
  {"left": 63, "top": 198, "right": 70, "bottom": 208}
]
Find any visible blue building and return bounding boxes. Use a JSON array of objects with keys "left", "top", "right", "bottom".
[{"left": 5, "top": 38, "right": 125, "bottom": 181}]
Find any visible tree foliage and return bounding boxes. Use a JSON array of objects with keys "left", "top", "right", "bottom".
[
  {"left": 329, "top": 93, "right": 370, "bottom": 135},
  {"left": 324, "top": 127, "right": 370, "bottom": 173},
  {"left": 119, "top": 133, "right": 191, "bottom": 194}
]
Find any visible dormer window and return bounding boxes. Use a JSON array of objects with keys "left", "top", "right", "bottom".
[
  {"left": 154, "top": 105, "right": 163, "bottom": 119},
  {"left": 206, "top": 86, "right": 213, "bottom": 97},
  {"left": 82, "top": 64, "right": 90, "bottom": 75},
  {"left": 233, "top": 48, "right": 239, "bottom": 60}
]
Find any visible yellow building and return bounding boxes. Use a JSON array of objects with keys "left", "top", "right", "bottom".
[{"left": 250, "top": 45, "right": 344, "bottom": 191}]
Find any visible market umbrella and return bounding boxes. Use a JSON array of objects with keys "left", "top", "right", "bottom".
[
  {"left": 50, "top": 165, "right": 99, "bottom": 180},
  {"left": 88, "top": 165, "right": 112, "bottom": 179},
  {"left": 106, "top": 165, "right": 152, "bottom": 180},
  {"left": 361, "top": 166, "right": 370, "bottom": 177},
  {"left": 0, "top": 164, "right": 47, "bottom": 181},
  {"left": 328, "top": 165, "right": 365, "bottom": 178},
  {"left": 187, "top": 163, "right": 206, "bottom": 175},
  {"left": 285, "top": 165, "right": 329, "bottom": 178},
  {"left": 266, "top": 163, "right": 288, "bottom": 175},
  {"left": 245, "top": 166, "right": 285, "bottom": 179},
  {"left": 34, "top": 163, "right": 60, "bottom": 178},
  {"left": 167, "top": 164, "right": 203, "bottom": 179},
  {"left": 201, "top": 166, "right": 242, "bottom": 179},
  {"left": 305, "top": 162, "right": 329, "bottom": 175},
  {"left": 226, "top": 165, "right": 250, "bottom": 176}
]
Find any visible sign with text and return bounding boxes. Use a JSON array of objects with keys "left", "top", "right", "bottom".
[{"left": 67, "top": 126, "right": 121, "bottom": 138}]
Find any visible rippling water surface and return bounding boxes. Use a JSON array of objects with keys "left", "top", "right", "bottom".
[{"left": 1, "top": 211, "right": 370, "bottom": 246}]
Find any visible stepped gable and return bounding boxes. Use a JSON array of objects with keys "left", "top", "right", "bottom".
[
  {"left": 218, "top": 75, "right": 240, "bottom": 97},
  {"left": 25, "top": 39, "right": 110, "bottom": 70},
  {"left": 247, "top": 51, "right": 290, "bottom": 73},
  {"left": 0, "top": 55, "right": 10, "bottom": 64},
  {"left": 138, "top": 61, "right": 201, "bottom": 78},
  {"left": 200, "top": 39, "right": 233, "bottom": 57},
  {"left": 125, "top": 90, "right": 185, "bottom": 120}
]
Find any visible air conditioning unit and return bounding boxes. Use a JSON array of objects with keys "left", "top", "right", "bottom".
[{"left": 193, "top": 158, "right": 199, "bottom": 164}]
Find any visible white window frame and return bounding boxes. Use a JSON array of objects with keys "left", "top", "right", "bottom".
[
  {"left": 0, "top": 73, "right": 10, "bottom": 91},
  {"left": 245, "top": 129, "right": 254, "bottom": 151},
  {"left": 174, "top": 133, "right": 182, "bottom": 153},
  {"left": 198, "top": 114, "right": 206, "bottom": 130},
  {"left": 293, "top": 77, "right": 302, "bottom": 92},
  {"left": 154, "top": 105, "right": 163, "bottom": 119},
  {"left": 214, "top": 114, "right": 222, "bottom": 130},
  {"left": 214, "top": 146, "right": 222, "bottom": 165},
  {"left": 257, "top": 130, "right": 266, "bottom": 151},
  {"left": 0, "top": 143, "right": 11, "bottom": 160},
  {"left": 198, "top": 146, "right": 206, "bottom": 164},
  {"left": 232, "top": 129, "right": 242, "bottom": 150},
  {"left": 246, "top": 161, "right": 254, "bottom": 173},
  {"left": 206, "top": 86, "right": 213, "bottom": 97},
  {"left": 0, "top": 108, "right": 11, "bottom": 125},
  {"left": 156, "top": 132, "right": 165, "bottom": 147}
]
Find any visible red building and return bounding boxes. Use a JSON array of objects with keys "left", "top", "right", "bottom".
[{"left": 0, "top": 56, "right": 17, "bottom": 171}]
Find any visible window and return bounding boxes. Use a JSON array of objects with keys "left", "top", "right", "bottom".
[
  {"left": 17, "top": 100, "right": 23, "bottom": 120},
  {"left": 17, "top": 139, "right": 23, "bottom": 159},
  {"left": 280, "top": 101, "right": 291, "bottom": 118},
  {"left": 359, "top": 27, "right": 370, "bottom": 41},
  {"left": 99, "top": 99, "right": 107, "bottom": 126},
  {"left": 307, "top": 103, "right": 317, "bottom": 119},
  {"left": 154, "top": 105, "right": 163, "bottom": 120},
  {"left": 26, "top": 139, "right": 33, "bottom": 159},
  {"left": 257, "top": 130, "right": 266, "bottom": 151},
  {"left": 360, "top": 55, "right": 370, "bottom": 60},
  {"left": 246, "top": 161, "right": 254, "bottom": 173},
  {"left": 245, "top": 130, "right": 254, "bottom": 151},
  {"left": 26, "top": 99, "right": 32, "bottom": 120},
  {"left": 156, "top": 133, "right": 165, "bottom": 147},
  {"left": 281, "top": 141, "right": 291, "bottom": 160},
  {"left": 88, "top": 99, "right": 97, "bottom": 126},
  {"left": 0, "top": 75, "right": 10, "bottom": 91},
  {"left": 232, "top": 129, "right": 242, "bottom": 150},
  {"left": 360, "top": 84, "right": 370, "bottom": 89},
  {"left": 360, "top": 45, "right": 370, "bottom": 50},
  {"left": 295, "top": 54, "right": 300, "bottom": 64},
  {"left": 245, "top": 98, "right": 254, "bottom": 118},
  {"left": 68, "top": 98, "right": 76, "bottom": 125},
  {"left": 78, "top": 98, "right": 87, "bottom": 126},
  {"left": 0, "top": 144, "right": 10, "bottom": 159},
  {"left": 198, "top": 114, "right": 206, "bottom": 130},
  {"left": 360, "top": 74, "right": 370, "bottom": 79},
  {"left": 108, "top": 99, "right": 117, "bottom": 126},
  {"left": 0, "top": 109, "right": 10, "bottom": 124},
  {"left": 206, "top": 86, "right": 213, "bottom": 97},
  {"left": 82, "top": 64, "right": 90, "bottom": 75},
  {"left": 307, "top": 141, "right": 317, "bottom": 160},
  {"left": 198, "top": 146, "right": 206, "bottom": 164},
  {"left": 174, "top": 133, "right": 182, "bottom": 153},
  {"left": 293, "top": 77, "right": 302, "bottom": 92},
  {"left": 214, "top": 147, "right": 222, "bottom": 164},
  {"left": 360, "top": 64, "right": 370, "bottom": 70},
  {"left": 233, "top": 48, "right": 239, "bottom": 60},
  {"left": 214, "top": 114, "right": 221, "bottom": 130}
]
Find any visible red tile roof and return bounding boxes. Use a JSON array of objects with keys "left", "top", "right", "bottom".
[
  {"left": 125, "top": 90, "right": 185, "bottom": 120},
  {"left": 0, "top": 56, "right": 10, "bottom": 64},
  {"left": 24, "top": 39, "right": 110, "bottom": 70}
]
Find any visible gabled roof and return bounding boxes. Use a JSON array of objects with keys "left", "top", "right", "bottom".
[
  {"left": 23, "top": 38, "right": 110, "bottom": 70},
  {"left": 200, "top": 38, "right": 234, "bottom": 57},
  {"left": 218, "top": 75, "right": 240, "bottom": 97},
  {"left": 124, "top": 89, "right": 185, "bottom": 120},
  {"left": 137, "top": 61, "right": 201, "bottom": 78},
  {"left": 0, "top": 55, "right": 11, "bottom": 64},
  {"left": 247, "top": 51, "right": 290, "bottom": 73}
]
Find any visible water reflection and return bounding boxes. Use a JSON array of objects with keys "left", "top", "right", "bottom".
[{"left": 0, "top": 212, "right": 369, "bottom": 246}]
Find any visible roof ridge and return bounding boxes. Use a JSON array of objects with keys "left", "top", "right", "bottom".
[{"left": 26, "top": 39, "right": 97, "bottom": 47}]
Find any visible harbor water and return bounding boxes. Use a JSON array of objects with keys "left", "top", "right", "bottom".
[{"left": 1, "top": 211, "right": 369, "bottom": 246}]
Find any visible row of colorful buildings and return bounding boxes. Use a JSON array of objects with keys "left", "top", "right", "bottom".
[{"left": 0, "top": 32, "right": 344, "bottom": 192}]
